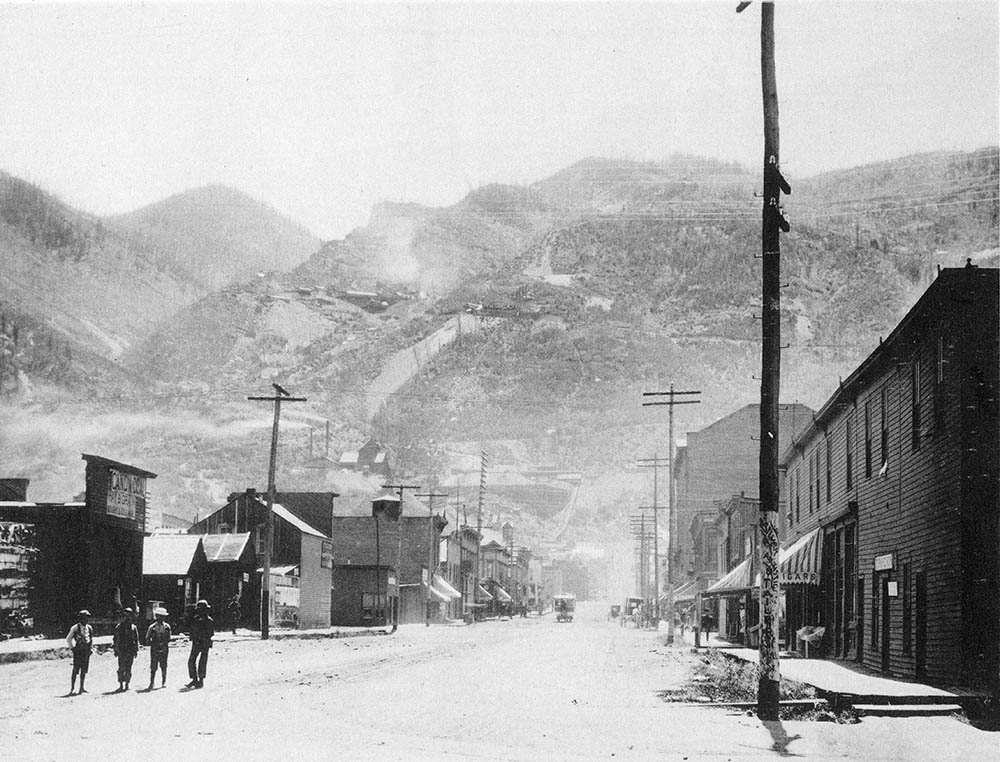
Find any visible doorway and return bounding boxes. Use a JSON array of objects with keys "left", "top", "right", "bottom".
[
  {"left": 915, "top": 571, "right": 927, "bottom": 679},
  {"left": 880, "top": 575, "right": 890, "bottom": 673}
]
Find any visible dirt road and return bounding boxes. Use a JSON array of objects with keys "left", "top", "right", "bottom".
[{"left": 0, "top": 602, "right": 993, "bottom": 761}]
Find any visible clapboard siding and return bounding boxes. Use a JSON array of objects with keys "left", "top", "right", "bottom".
[{"left": 780, "top": 267, "right": 998, "bottom": 688}]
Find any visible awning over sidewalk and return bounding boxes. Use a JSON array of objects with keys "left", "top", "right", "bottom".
[
  {"left": 475, "top": 584, "right": 493, "bottom": 602},
  {"left": 704, "top": 557, "right": 753, "bottom": 596},
  {"left": 670, "top": 581, "right": 699, "bottom": 604},
  {"left": 429, "top": 575, "right": 462, "bottom": 603},
  {"left": 494, "top": 585, "right": 513, "bottom": 603},
  {"left": 753, "top": 528, "right": 823, "bottom": 587}
]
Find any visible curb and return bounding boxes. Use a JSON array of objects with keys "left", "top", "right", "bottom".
[{"left": 0, "top": 627, "right": 389, "bottom": 666}]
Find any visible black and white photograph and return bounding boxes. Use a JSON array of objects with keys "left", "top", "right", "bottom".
[{"left": 0, "top": 2, "right": 997, "bottom": 760}]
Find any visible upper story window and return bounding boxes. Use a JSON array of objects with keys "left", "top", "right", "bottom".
[
  {"left": 795, "top": 469, "right": 801, "bottom": 525},
  {"left": 864, "top": 401, "right": 873, "bottom": 479},
  {"left": 880, "top": 386, "right": 890, "bottom": 473},
  {"left": 933, "top": 337, "right": 944, "bottom": 432},
  {"left": 825, "top": 436, "right": 832, "bottom": 502},
  {"left": 808, "top": 452, "right": 814, "bottom": 514},
  {"left": 845, "top": 415, "right": 853, "bottom": 490},
  {"left": 911, "top": 357, "right": 922, "bottom": 451}
]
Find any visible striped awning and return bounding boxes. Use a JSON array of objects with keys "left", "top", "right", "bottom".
[
  {"left": 752, "top": 528, "right": 823, "bottom": 587},
  {"left": 705, "top": 556, "right": 753, "bottom": 595},
  {"left": 430, "top": 575, "right": 462, "bottom": 602},
  {"left": 494, "top": 585, "right": 513, "bottom": 603},
  {"left": 475, "top": 584, "right": 493, "bottom": 602},
  {"left": 777, "top": 528, "right": 822, "bottom": 585}
]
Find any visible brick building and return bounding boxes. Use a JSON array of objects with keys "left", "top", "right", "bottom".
[
  {"left": 780, "top": 265, "right": 998, "bottom": 688},
  {"left": 329, "top": 513, "right": 448, "bottom": 625},
  {"left": 672, "top": 403, "right": 813, "bottom": 585},
  {"left": 440, "top": 524, "right": 481, "bottom": 619}
]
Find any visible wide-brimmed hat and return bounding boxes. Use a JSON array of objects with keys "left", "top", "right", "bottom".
[
  {"left": 154, "top": 608, "right": 169, "bottom": 617},
  {"left": 122, "top": 607, "right": 133, "bottom": 615},
  {"left": 78, "top": 609, "right": 91, "bottom": 617},
  {"left": 196, "top": 599, "right": 210, "bottom": 609}
]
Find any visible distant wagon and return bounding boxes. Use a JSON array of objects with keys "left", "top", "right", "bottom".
[{"left": 554, "top": 594, "right": 576, "bottom": 623}]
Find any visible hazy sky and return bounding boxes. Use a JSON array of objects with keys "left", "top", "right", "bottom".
[{"left": 1, "top": 2, "right": 996, "bottom": 239}]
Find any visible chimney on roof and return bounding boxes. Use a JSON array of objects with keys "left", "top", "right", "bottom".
[{"left": 0, "top": 479, "right": 29, "bottom": 501}]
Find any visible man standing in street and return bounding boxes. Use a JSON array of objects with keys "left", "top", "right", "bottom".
[
  {"left": 145, "top": 607, "right": 172, "bottom": 690},
  {"left": 225, "top": 594, "right": 241, "bottom": 635},
  {"left": 66, "top": 609, "right": 93, "bottom": 696},
  {"left": 113, "top": 607, "right": 140, "bottom": 692},
  {"left": 186, "top": 599, "right": 214, "bottom": 689}
]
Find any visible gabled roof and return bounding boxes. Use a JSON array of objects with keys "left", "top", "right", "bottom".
[
  {"left": 201, "top": 533, "right": 253, "bottom": 563},
  {"left": 143, "top": 535, "right": 204, "bottom": 576},
  {"left": 275, "top": 492, "right": 339, "bottom": 537},
  {"left": 273, "top": 502, "right": 328, "bottom": 539},
  {"left": 81, "top": 453, "right": 157, "bottom": 479}
]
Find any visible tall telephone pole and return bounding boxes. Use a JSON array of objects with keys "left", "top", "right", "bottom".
[
  {"left": 247, "top": 383, "right": 307, "bottom": 640},
  {"left": 741, "top": 0, "right": 791, "bottom": 721},
  {"left": 643, "top": 385, "right": 701, "bottom": 640},
  {"left": 416, "top": 491, "right": 447, "bottom": 627},
  {"left": 380, "top": 483, "right": 421, "bottom": 632},
  {"left": 636, "top": 458, "right": 668, "bottom": 629}
]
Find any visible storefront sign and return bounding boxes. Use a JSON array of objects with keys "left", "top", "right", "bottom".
[
  {"left": 781, "top": 570, "right": 819, "bottom": 585},
  {"left": 107, "top": 468, "right": 146, "bottom": 521},
  {"left": 873, "top": 553, "right": 895, "bottom": 572}
]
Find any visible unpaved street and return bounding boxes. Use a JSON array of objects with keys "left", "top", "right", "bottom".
[{"left": 0, "top": 602, "right": 994, "bottom": 761}]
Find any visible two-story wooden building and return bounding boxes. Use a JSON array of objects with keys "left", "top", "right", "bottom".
[
  {"left": 780, "top": 265, "right": 998, "bottom": 689},
  {"left": 189, "top": 489, "right": 335, "bottom": 630}
]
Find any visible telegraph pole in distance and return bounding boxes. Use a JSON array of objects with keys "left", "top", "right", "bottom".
[
  {"left": 381, "top": 483, "right": 421, "bottom": 632},
  {"left": 741, "top": 0, "right": 791, "bottom": 721},
  {"left": 416, "top": 490, "right": 447, "bottom": 627},
  {"left": 636, "top": 457, "right": 668, "bottom": 630},
  {"left": 247, "top": 383, "right": 307, "bottom": 640},
  {"left": 643, "top": 384, "right": 701, "bottom": 641}
]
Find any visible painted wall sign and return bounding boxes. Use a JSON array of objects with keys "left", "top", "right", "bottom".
[
  {"left": 873, "top": 553, "right": 895, "bottom": 571},
  {"left": 107, "top": 468, "right": 146, "bottom": 520},
  {"left": 781, "top": 570, "right": 819, "bottom": 585}
]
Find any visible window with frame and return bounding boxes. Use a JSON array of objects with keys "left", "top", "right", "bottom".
[
  {"left": 880, "top": 386, "right": 889, "bottom": 472},
  {"left": 845, "top": 416, "right": 853, "bottom": 490},
  {"left": 864, "top": 401, "right": 873, "bottom": 478},
  {"left": 933, "top": 337, "right": 944, "bottom": 432},
  {"left": 795, "top": 469, "right": 801, "bottom": 525},
  {"left": 911, "top": 358, "right": 921, "bottom": 451},
  {"left": 808, "top": 452, "right": 814, "bottom": 514},
  {"left": 814, "top": 448, "right": 821, "bottom": 510},
  {"left": 825, "top": 436, "right": 832, "bottom": 502}
]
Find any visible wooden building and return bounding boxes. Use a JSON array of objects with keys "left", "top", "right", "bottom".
[
  {"left": 0, "top": 455, "right": 156, "bottom": 634},
  {"left": 779, "top": 265, "right": 998, "bottom": 688},
  {"left": 330, "top": 564, "right": 395, "bottom": 627},
  {"left": 141, "top": 534, "right": 209, "bottom": 625},
  {"left": 190, "top": 489, "right": 334, "bottom": 630}
]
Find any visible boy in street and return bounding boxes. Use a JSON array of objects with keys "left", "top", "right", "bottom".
[
  {"left": 113, "top": 607, "right": 140, "bottom": 692},
  {"left": 225, "top": 594, "right": 241, "bottom": 635},
  {"left": 145, "top": 607, "right": 172, "bottom": 689},
  {"left": 65, "top": 609, "right": 93, "bottom": 696},
  {"left": 186, "top": 599, "right": 214, "bottom": 689}
]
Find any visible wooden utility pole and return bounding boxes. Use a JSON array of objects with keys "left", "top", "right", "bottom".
[
  {"left": 643, "top": 385, "right": 701, "bottom": 641},
  {"left": 636, "top": 458, "right": 668, "bottom": 630},
  {"left": 247, "top": 383, "right": 307, "bottom": 640},
  {"left": 416, "top": 491, "right": 447, "bottom": 627},
  {"left": 381, "top": 483, "right": 420, "bottom": 632},
  {"left": 741, "top": 0, "right": 791, "bottom": 721}
]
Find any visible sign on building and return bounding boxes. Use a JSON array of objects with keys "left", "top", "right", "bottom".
[{"left": 107, "top": 468, "right": 146, "bottom": 521}]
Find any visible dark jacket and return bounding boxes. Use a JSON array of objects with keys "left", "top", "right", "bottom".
[
  {"left": 190, "top": 613, "right": 214, "bottom": 647},
  {"left": 113, "top": 622, "right": 140, "bottom": 657}
]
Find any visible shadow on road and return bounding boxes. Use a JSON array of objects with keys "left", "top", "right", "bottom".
[{"left": 761, "top": 719, "right": 802, "bottom": 756}]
